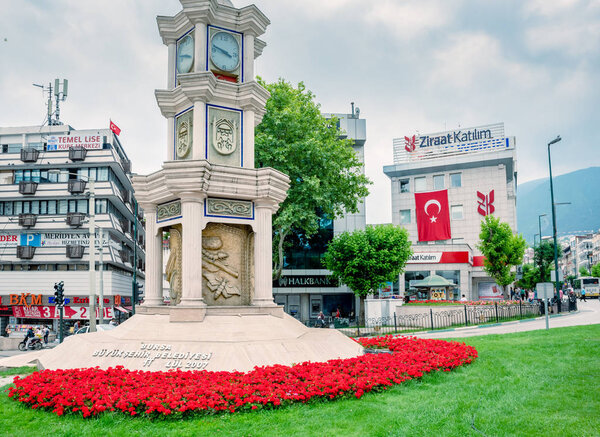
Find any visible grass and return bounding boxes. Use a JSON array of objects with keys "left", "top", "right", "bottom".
[
  {"left": 1, "top": 325, "right": 599, "bottom": 436},
  {"left": 0, "top": 366, "right": 36, "bottom": 377}
]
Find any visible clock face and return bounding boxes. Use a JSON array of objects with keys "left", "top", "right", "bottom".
[
  {"left": 210, "top": 31, "right": 240, "bottom": 72},
  {"left": 176, "top": 34, "right": 194, "bottom": 74}
]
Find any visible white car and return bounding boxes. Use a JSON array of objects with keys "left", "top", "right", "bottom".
[{"left": 75, "top": 324, "right": 116, "bottom": 335}]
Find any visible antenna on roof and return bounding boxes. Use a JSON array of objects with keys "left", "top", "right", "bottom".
[{"left": 33, "top": 78, "right": 68, "bottom": 126}]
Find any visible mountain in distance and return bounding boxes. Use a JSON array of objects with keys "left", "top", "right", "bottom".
[{"left": 517, "top": 167, "right": 600, "bottom": 245}]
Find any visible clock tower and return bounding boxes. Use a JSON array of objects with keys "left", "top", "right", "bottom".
[{"left": 132, "top": 0, "right": 289, "bottom": 311}]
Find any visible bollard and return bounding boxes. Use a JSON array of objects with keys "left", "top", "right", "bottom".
[
  {"left": 464, "top": 305, "right": 468, "bottom": 326},
  {"left": 430, "top": 308, "right": 434, "bottom": 331},
  {"left": 495, "top": 302, "right": 499, "bottom": 323}
]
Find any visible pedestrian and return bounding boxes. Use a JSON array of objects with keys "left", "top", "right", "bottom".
[
  {"left": 520, "top": 288, "right": 526, "bottom": 301},
  {"left": 317, "top": 311, "right": 326, "bottom": 328},
  {"left": 581, "top": 288, "right": 587, "bottom": 302},
  {"left": 510, "top": 287, "right": 514, "bottom": 300},
  {"left": 335, "top": 307, "right": 341, "bottom": 319},
  {"left": 25, "top": 326, "right": 35, "bottom": 349},
  {"left": 460, "top": 294, "right": 467, "bottom": 302},
  {"left": 74, "top": 320, "right": 81, "bottom": 331}
]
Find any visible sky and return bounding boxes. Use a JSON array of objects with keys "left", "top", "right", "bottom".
[{"left": 1, "top": 0, "right": 599, "bottom": 224}]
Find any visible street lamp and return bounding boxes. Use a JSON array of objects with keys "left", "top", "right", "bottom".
[
  {"left": 548, "top": 135, "right": 562, "bottom": 309},
  {"left": 538, "top": 214, "right": 547, "bottom": 245}
]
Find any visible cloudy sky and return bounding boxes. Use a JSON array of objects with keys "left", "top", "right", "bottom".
[{"left": 1, "top": 0, "right": 598, "bottom": 224}]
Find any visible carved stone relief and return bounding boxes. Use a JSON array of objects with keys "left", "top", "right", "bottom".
[
  {"left": 165, "top": 225, "right": 182, "bottom": 305},
  {"left": 157, "top": 200, "right": 181, "bottom": 222},
  {"left": 175, "top": 110, "right": 193, "bottom": 160},
  {"left": 202, "top": 223, "right": 254, "bottom": 306},
  {"left": 206, "top": 198, "right": 252, "bottom": 218},
  {"left": 207, "top": 106, "right": 241, "bottom": 166}
]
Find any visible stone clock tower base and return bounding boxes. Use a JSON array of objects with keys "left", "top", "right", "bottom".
[{"left": 32, "top": 307, "right": 364, "bottom": 372}]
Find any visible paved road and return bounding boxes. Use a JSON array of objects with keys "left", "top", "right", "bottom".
[{"left": 412, "top": 299, "right": 600, "bottom": 339}]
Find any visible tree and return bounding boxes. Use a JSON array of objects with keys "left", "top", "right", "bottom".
[
  {"left": 515, "top": 264, "right": 539, "bottom": 290},
  {"left": 255, "top": 78, "right": 372, "bottom": 279},
  {"left": 322, "top": 224, "right": 412, "bottom": 324},
  {"left": 579, "top": 266, "right": 590, "bottom": 277},
  {"left": 477, "top": 215, "right": 527, "bottom": 297},
  {"left": 534, "top": 240, "right": 557, "bottom": 282},
  {"left": 592, "top": 263, "right": 600, "bottom": 278}
]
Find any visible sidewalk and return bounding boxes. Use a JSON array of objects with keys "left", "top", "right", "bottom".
[{"left": 411, "top": 300, "right": 600, "bottom": 339}]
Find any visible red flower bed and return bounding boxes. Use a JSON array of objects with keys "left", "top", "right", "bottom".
[{"left": 8, "top": 336, "right": 477, "bottom": 418}]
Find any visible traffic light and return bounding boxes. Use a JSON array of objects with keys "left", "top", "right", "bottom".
[
  {"left": 133, "top": 282, "right": 143, "bottom": 304},
  {"left": 54, "top": 281, "right": 64, "bottom": 307}
]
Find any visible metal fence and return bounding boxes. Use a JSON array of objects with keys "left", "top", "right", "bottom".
[{"left": 324, "top": 300, "right": 577, "bottom": 338}]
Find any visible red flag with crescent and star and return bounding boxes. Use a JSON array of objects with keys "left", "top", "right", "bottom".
[
  {"left": 414, "top": 189, "right": 452, "bottom": 242},
  {"left": 109, "top": 120, "right": 121, "bottom": 136}
]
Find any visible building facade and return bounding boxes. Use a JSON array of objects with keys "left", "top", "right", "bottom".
[
  {"left": 0, "top": 125, "right": 145, "bottom": 334},
  {"left": 383, "top": 123, "right": 517, "bottom": 300},
  {"left": 272, "top": 107, "right": 367, "bottom": 321}
]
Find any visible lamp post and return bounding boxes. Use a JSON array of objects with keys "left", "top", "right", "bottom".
[
  {"left": 88, "top": 178, "right": 97, "bottom": 332},
  {"left": 548, "top": 135, "right": 562, "bottom": 309},
  {"left": 538, "top": 214, "right": 547, "bottom": 245}
]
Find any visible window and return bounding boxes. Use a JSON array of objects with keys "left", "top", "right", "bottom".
[
  {"left": 96, "top": 199, "right": 108, "bottom": 214},
  {"left": 451, "top": 205, "right": 463, "bottom": 220},
  {"left": 400, "top": 209, "right": 411, "bottom": 224},
  {"left": 58, "top": 172, "right": 68, "bottom": 183},
  {"left": 433, "top": 175, "right": 445, "bottom": 190},
  {"left": 48, "top": 201, "right": 57, "bottom": 215},
  {"left": 414, "top": 177, "right": 427, "bottom": 192},
  {"left": 450, "top": 173, "right": 462, "bottom": 188},
  {"left": 58, "top": 200, "right": 68, "bottom": 214},
  {"left": 14, "top": 202, "right": 22, "bottom": 215},
  {"left": 97, "top": 167, "right": 109, "bottom": 181},
  {"left": 399, "top": 179, "right": 410, "bottom": 193}
]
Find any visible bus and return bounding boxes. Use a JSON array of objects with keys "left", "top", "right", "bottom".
[{"left": 577, "top": 277, "right": 600, "bottom": 298}]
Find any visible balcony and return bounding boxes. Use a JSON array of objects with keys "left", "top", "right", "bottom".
[
  {"left": 66, "top": 212, "right": 86, "bottom": 228},
  {"left": 118, "top": 249, "right": 132, "bottom": 264},
  {"left": 17, "top": 245, "right": 36, "bottom": 259},
  {"left": 66, "top": 244, "right": 85, "bottom": 259},
  {"left": 68, "top": 179, "right": 87, "bottom": 194},
  {"left": 68, "top": 146, "right": 88, "bottom": 162},
  {"left": 20, "top": 148, "right": 40, "bottom": 163},
  {"left": 119, "top": 218, "right": 130, "bottom": 234},
  {"left": 18, "top": 181, "right": 38, "bottom": 195},
  {"left": 18, "top": 213, "right": 37, "bottom": 228},
  {"left": 121, "top": 159, "right": 131, "bottom": 174}
]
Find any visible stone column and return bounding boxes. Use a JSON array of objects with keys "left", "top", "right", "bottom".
[
  {"left": 140, "top": 204, "right": 164, "bottom": 306},
  {"left": 194, "top": 23, "right": 207, "bottom": 72},
  {"left": 243, "top": 33, "right": 255, "bottom": 82},
  {"left": 179, "top": 192, "right": 206, "bottom": 306},
  {"left": 253, "top": 199, "right": 276, "bottom": 306},
  {"left": 167, "top": 42, "right": 176, "bottom": 89},
  {"left": 242, "top": 109, "right": 255, "bottom": 168},
  {"left": 192, "top": 101, "right": 206, "bottom": 160},
  {"left": 166, "top": 116, "right": 174, "bottom": 161}
]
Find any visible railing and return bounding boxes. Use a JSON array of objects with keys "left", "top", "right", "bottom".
[{"left": 329, "top": 301, "right": 577, "bottom": 338}]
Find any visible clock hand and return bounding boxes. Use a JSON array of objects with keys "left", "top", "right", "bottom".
[{"left": 213, "top": 44, "right": 232, "bottom": 58}]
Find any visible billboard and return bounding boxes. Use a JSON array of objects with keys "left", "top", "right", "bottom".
[
  {"left": 478, "top": 282, "right": 503, "bottom": 300},
  {"left": 46, "top": 135, "right": 103, "bottom": 151}
]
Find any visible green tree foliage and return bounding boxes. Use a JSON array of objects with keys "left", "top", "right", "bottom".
[
  {"left": 323, "top": 224, "right": 412, "bottom": 324},
  {"left": 255, "top": 78, "right": 372, "bottom": 278},
  {"left": 579, "top": 266, "right": 590, "bottom": 277},
  {"left": 515, "top": 264, "right": 540, "bottom": 290},
  {"left": 591, "top": 263, "right": 600, "bottom": 278},
  {"left": 478, "top": 215, "right": 527, "bottom": 296},
  {"left": 534, "top": 240, "right": 558, "bottom": 282}
]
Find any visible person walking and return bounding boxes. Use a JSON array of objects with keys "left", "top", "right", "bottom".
[
  {"left": 580, "top": 288, "right": 586, "bottom": 302},
  {"left": 43, "top": 326, "right": 50, "bottom": 344}
]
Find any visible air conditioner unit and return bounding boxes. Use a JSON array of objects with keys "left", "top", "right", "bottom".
[
  {"left": 17, "top": 245, "right": 36, "bottom": 259},
  {"left": 68, "top": 146, "right": 87, "bottom": 162},
  {"left": 66, "top": 244, "right": 85, "bottom": 259},
  {"left": 66, "top": 212, "right": 86, "bottom": 227},
  {"left": 18, "top": 181, "right": 38, "bottom": 195},
  {"left": 20, "top": 148, "right": 40, "bottom": 162},
  {"left": 68, "top": 179, "right": 87, "bottom": 194},
  {"left": 18, "top": 213, "right": 37, "bottom": 228}
]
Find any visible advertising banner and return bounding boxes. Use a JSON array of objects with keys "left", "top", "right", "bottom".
[
  {"left": 46, "top": 135, "right": 103, "bottom": 151},
  {"left": 12, "top": 305, "right": 114, "bottom": 320},
  {"left": 0, "top": 233, "right": 115, "bottom": 248},
  {"left": 478, "top": 282, "right": 503, "bottom": 300}
]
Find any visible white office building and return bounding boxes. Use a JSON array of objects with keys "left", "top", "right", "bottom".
[
  {"left": 383, "top": 123, "right": 517, "bottom": 300},
  {"left": 0, "top": 125, "right": 145, "bottom": 334},
  {"left": 272, "top": 106, "right": 366, "bottom": 321}
]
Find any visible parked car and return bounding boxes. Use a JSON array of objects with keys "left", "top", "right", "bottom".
[{"left": 75, "top": 324, "right": 116, "bottom": 335}]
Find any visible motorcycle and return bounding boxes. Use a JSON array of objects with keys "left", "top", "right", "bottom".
[{"left": 18, "top": 337, "right": 43, "bottom": 351}]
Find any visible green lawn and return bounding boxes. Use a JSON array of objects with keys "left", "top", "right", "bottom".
[{"left": 1, "top": 325, "right": 599, "bottom": 436}]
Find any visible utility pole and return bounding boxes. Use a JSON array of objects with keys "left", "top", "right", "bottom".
[
  {"left": 98, "top": 228, "right": 104, "bottom": 325},
  {"left": 132, "top": 200, "right": 138, "bottom": 315},
  {"left": 548, "top": 136, "right": 562, "bottom": 312},
  {"left": 88, "top": 178, "right": 97, "bottom": 332}
]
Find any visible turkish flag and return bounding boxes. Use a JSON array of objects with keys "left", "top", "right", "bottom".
[
  {"left": 414, "top": 189, "right": 452, "bottom": 242},
  {"left": 109, "top": 120, "right": 121, "bottom": 136}
]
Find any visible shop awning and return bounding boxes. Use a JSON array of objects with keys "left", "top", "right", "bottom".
[
  {"left": 411, "top": 275, "right": 456, "bottom": 288},
  {"left": 114, "top": 306, "right": 129, "bottom": 313}
]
